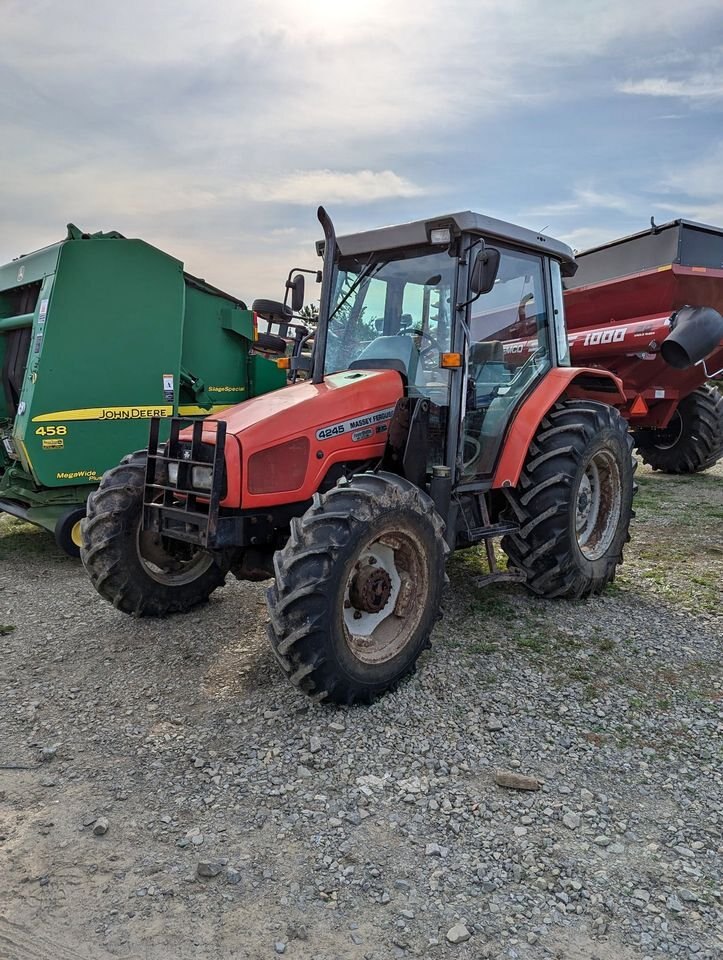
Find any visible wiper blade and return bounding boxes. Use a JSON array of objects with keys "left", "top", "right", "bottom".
[{"left": 328, "top": 256, "right": 388, "bottom": 324}]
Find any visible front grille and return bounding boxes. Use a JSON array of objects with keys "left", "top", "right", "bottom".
[{"left": 143, "top": 417, "right": 227, "bottom": 548}]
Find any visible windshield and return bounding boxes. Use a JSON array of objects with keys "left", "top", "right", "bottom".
[{"left": 323, "top": 248, "right": 456, "bottom": 401}]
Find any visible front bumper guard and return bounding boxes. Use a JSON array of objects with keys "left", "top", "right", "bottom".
[{"left": 143, "top": 417, "right": 227, "bottom": 550}]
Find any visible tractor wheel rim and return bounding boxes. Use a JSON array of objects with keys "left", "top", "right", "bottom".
[
  {"left": 652, "top": 411, "right": 684, "bottom": 450},
  {"left": 136, "top": 524, "right": 214, "bottom": 586},
  {"left": 71, "top": 520, "right": 83, "bottom": 548},
  {"left": 575, "top": 449, "right": 622, "bottom": 561},
  {"left": 343, "top": 529, "right": 427, "bottom": 665}
]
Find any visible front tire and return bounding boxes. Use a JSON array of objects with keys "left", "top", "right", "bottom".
[
  {"left": 267, "top": 472, "right": 448, "bottom": 704},
  {"left": 502, "top": 400, "right": 635, "bottom": 599},
  {"left": 632, "top": 384, "right": 723, "bottom": 474},
  {"left": 81, "top": 451, "right": 228, "bottom": 616}
]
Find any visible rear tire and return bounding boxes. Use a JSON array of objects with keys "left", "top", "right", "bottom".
[
  {"left": 267, "top": 472, "right": 448, "bottom": 704},
  {"left": 502, "top": 400, "right": 635, "bottom": 599},
  {"left": 632, "top": 384, "right": 723, "bottom": 474},
  {"left": 81, "top": 451, "right": 228, "bottom": 616}
]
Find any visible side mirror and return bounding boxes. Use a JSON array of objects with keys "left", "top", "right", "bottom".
[
  {"left": 470, "top": 247, "right": 500, "bottom": 296},
  {"left": 286, "top": 274, "right": 305, "bottom": 312}
]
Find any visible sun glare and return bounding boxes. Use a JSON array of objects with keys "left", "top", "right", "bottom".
[{"left": 279, "top": 0, "right": 383, "bottom": 33}]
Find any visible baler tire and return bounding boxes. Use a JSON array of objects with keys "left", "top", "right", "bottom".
[
  {"left": 80, "top": 451, "right": 228, "bottom": 617},
  {"left": 251, "top": 299, "right": 292, "bottom": 320},
  {"left": 254, "top": 331, "right": 287, "bottom": 354},
  {"left": 501, "top": 400, "right": 635, "bottom": 599},
  {"left": 267, "top": 472, "right": 448, "bottom": 705},
  {"left": 632, "top": 384, "right": 723, "bottom": 474},
  {"left": 54, "top": 505, "right": 87, "bottom": 559}
]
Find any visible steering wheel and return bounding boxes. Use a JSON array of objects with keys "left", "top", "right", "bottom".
[
  {"left": 400, "top": 324, "right": 443, "bottom": 353},
  {"left": 399, "top": 324, "right": 445, "bottom": 375}
]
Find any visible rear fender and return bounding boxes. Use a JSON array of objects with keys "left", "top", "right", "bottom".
[{"left": 491, "top": 367, "right": 625, "bottom": 489}]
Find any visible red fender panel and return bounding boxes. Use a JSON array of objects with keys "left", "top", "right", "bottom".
[{"left": 491, "top": 367, "right": 626, "bottom": 489}]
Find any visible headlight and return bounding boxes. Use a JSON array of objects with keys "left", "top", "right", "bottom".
[
  {"left": 167, "top": 462, "right": 179, "bottom": 485},
  {"left": 191, "top": 465, "right": 213, "bottom": 491}
]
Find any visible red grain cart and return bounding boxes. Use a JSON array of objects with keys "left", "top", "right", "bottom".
[{"left": 563, "top": 219, "right": 723, "bottom": 473}]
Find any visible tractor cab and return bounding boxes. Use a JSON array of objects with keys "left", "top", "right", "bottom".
[{"left": 313, "top": 210, "right": 577, "bottom": 484}]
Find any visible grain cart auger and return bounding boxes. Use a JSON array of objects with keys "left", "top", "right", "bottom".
[
  {"left": 84, "top": 207, "right": 636, "bottom": 703},
  {"left": 0, "top": 225, "right": 287, "bottom": 557},
  {"left": 564, "top": 219, "right": 723, "bottom": 473}
]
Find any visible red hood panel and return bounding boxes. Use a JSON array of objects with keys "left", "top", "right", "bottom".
[
  {"left": 208, "top": 369, "right": 403, "bottom": 445},
  {"left": 206, "top": 369, "right": 405, "bottom": 509}
]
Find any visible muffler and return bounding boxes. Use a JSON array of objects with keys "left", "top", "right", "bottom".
[{"left": 660, "top": 305, "right": 723, "bottom": 369}]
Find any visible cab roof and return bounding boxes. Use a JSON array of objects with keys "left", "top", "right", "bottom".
[{"left": 318, "top": 211, "right": 577, "bottom": 275}]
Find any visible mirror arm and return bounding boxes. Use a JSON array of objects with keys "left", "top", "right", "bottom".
[
  {"left": 458, "top": 237, "right": 485, "bottom": 265},
  {"left": 456, "top": 291, "right": 483, "bottom": 311}
]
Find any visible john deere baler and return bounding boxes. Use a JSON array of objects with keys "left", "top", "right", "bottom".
[{"left": 0, "top": 225, "right": 286, "bottom": 554}]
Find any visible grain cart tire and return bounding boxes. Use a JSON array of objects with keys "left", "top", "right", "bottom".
[
  {"left": 54, "top": 505, "right": 87, "bottom": 559},
  {"left": 632, "top": 384, "right": 723, "bottom": 474},
  {"left": 267, "top": 472, "right": 448, "bottom": 704},
  {"left": 80, "top": 451, "right": 229, "bottom": 616},
  {"left": 502, "top": 400, "right": 635, "bottom": 599}
]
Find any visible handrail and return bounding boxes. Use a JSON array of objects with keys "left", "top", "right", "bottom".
[{"left": 0, "top": 313, "right": 34, "bottom": 333}]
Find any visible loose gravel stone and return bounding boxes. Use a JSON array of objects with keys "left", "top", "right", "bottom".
[
  {"left": 446, "top": 923, "right": 471, "bottom": 944},
  {"left": 494, "top": 770, "right": 541, "bottom": 791},
  {"left": 92, "top": 817, "right": 109, "bottom": 836}
]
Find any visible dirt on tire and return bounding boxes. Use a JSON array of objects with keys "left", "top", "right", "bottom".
[{"left": 81, "top": 451, "right": 227, "bottom": 617}]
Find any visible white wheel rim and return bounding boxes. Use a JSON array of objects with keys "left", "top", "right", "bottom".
[
  {"left": 343, "top": 543, "right": 401, "bottom": 639},
  {"left": 575, "top": 449, "right": 623, "bottom": 561},
  {"left": 342, "top": 529, "right": 428, "bottom": 665}
]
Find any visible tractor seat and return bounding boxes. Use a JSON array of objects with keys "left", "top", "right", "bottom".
[
  {"left": 469, "top": 340, "right": 507, "bottom": 405},
  {"left": 349, "top": 335, "right": 419, "bottom": 380},
  {"left": 469, "top": 339, "right": 504, "bottom": 365}
]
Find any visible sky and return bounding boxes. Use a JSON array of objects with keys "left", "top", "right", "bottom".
[{"left": 1, "top": 0, "right": 722, "bottom": 303}]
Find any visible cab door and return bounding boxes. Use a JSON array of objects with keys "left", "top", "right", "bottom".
[{"left": 460, "top": 246, "right": 552, "bottom": 479}]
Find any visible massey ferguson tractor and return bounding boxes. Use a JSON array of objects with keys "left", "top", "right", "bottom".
[
  {"left": 82, "top": 208, "right": 636, "bottom": 704},
  {"left": 564, "top": 219, "right": 723, "bottom": 474}
]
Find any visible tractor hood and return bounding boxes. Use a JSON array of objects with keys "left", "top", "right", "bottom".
[
  {"left": 207, "top": 368, "right": 405, "bottom": 509},
  {"left": 209, "top": 368, "right": 403, "bottom": 442}
]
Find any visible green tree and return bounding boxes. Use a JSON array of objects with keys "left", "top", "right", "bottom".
[{"left": 299, "top": 303, "right": 319, "bottom": 324}]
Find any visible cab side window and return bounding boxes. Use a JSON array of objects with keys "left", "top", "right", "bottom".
[{"left": 462, "top": 248, "right": 551, "bottom": 478}]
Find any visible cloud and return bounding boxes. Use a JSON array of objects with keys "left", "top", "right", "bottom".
[
  {"left": 247, "top": 170, "right": 426, "bottom": 205},
  {"left": 559, "top": 225, "right": 624, "bottom": 253},
  {"left": 618, "top": 43, "right": 723, "bottom": 99},
  {"left": 659, "top": 141, "right": 723, "bottom": 197},
  {"left": 2, "top": 0, "right": 723, "bottom": 296},
  {"left": 619, "top": 75, "right": 723, "bottom": 98},
  {"left": 524, "top": 186, "right": 631, "bottom": 219}
]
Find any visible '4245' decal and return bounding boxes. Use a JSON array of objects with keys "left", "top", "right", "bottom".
[{"left": 316, "top": 406, "right": 396, "bottom": 442}]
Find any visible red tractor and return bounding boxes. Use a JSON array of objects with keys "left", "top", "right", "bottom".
[
  {"left": 82, "top": 209, "right": 636, "bottom": 704},
  {"left": 564, "top": 219, "right": 723, "bottom": 473}
]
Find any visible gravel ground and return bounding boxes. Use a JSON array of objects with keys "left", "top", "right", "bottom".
[{"left": 1, "top": 462, "right": 721, "bottom": 960}]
